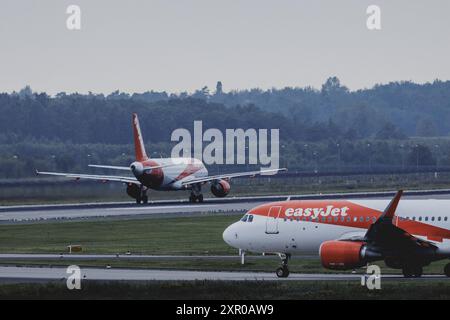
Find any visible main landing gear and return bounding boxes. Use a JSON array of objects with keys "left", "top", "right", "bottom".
[
  {"left": 402, "top": 265, "right": 423, "bottom": 278},
  {"left": 444, "top": 263, "right": 450, "bottom": 277},
  {"left": 189, "top": 193, "right": 204, "bottom": 203},
  {"left": 275, "top": 253, "right": 291, "bottom": 278},
  {"left": 135, "top": 186, "right": 148, "bottom": 204},
  {"left": 189, "top": 184, "right": 204, "bottom": 203}
]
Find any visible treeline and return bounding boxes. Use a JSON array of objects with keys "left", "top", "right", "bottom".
[
  {"left": 2, "top": 138, "right": 450, "bottom": 179},
  {"left": 2, "top": 78, "right": 450, "bottom": 178}
]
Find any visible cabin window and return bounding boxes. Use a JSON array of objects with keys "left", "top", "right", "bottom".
[
  {"left": 438, "top": 217, "right": 441, "bottom": 221},
  {"left": 412, "top": 217, "right": 416, "bottom": 221},
  {"left": 347, "top": 217, "right": 351, "bottom": 222},
  {"left": 353, "top": 217, "right": 358, "bottom": 222},
  {"left": 334, "top": 217, "right": 339, "bottom": 222},
  {"left": 431, "top": 217, "right": 435, "bottom": 222},
  {"left": 445, "top": 217, "right": 448, "bottom": 221},
  {"left": 425, "top": 217, "right": 429, "bottom": 222},
  {"left": 372, "top": 217, "right": 377, "bottom": 223},
  {"left": 419, "top": 217, "right": 422, "bottom": 221}
]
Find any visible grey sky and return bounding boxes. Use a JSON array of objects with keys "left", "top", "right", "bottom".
[{"left": 0, "top": 0, "right": 449, "bottom": 95}]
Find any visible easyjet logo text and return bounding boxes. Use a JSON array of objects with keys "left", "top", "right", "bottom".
[{"left": 284, "top": 206, "right": 349, "bottom": 219}]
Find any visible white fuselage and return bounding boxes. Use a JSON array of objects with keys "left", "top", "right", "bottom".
[
  {"left": 223, "top": 199, "right": 450, "bottom": 256},
  {"left": 132, "top": 157, "right": 208, "bottom": 191}
]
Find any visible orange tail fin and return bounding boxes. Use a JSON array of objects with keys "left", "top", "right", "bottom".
[{"left": 132, "top": 113, "right": 149, "bottom": 162}]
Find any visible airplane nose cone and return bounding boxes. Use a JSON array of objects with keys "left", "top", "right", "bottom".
[{"left": 223, "top": 224, "right": 238, "bottom": 248}]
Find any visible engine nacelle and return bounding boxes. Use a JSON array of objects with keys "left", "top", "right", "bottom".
[
  {"left": 211, "top": 179, "right": 231, "bottom": 198},
  {"left": 126, "top": 183, "right": 140, "bottom": 199},
  {"left": 319, "top": 241, "right": 367, "bottom": 270}
]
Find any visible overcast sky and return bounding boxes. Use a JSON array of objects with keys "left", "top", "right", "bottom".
[{"left": 1, "top": 0, "right": 449, "bottom": 94}]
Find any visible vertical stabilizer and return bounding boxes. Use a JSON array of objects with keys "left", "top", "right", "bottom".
[{"left": 132, "top": 113, "right": 149, "bottom": 162}]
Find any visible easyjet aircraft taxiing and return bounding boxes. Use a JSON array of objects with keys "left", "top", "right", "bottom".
[
  {"left": 37, "top": 113, "right": 285, "bottom": 204},
  {"left": 223, "top": 191, "right": 450, "bottom": 278}
]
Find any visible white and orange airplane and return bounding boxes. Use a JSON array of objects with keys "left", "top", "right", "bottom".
[
  {"left": 223, "top": 191, "right": 450, "bottom": 278},
  {"left": 37, "top": 113, "right": 285, "bottom": 204}
]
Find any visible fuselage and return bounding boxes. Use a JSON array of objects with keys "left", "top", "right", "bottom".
[
  {"left": 131, "top": 157, "right": 208, "bottom": 191},
  {"left": 223, "top": 199, "right": 450, "bottom": 256}
]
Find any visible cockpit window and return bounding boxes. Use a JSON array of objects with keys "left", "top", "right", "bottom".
[{"left": 240, "top": 214, "right": 254, "bottom": 222}]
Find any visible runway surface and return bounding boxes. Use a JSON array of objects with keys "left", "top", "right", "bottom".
[
  {"left": 2, "top": 190, "right": 450, "bottom": 223},
  {"left": 0, "top": 253, "right": 298, "bottom": 261},
  {"left": 0, "top": 266, "right": 447, "bottom": 282}
]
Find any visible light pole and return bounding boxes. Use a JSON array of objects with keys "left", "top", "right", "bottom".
[
  {"left": 415, "top": 144, "right": 419, "bottom": 172},
  {"left": 434, "top": 144, "right": 440, "bottom": 172},
  {"left": 313, "top": 151, "right": 319, "bottom": 174},
  {"left": 336, "top": 143, "right": 341, "bottom": 172},
  {"left": 304, "top": 144, "right": 309, "bottom": 171},
  {"left": 400, "top": 144, "right": 405, "bottom": 171}
]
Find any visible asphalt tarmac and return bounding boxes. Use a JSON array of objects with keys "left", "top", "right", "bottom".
[
  {"left": 2, "top": 190, "right": 450, "bottom": 223},
  {"left": 0, "top": 266, "right": 447, "bottom": 282}
]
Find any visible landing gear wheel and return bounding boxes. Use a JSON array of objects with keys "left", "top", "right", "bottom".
[
  {"left": 412, "top": 266, "right": 423, "bottom": 278},
  {"left": 136, "top": 185, "right": 148, "bottom": 205},
  {"left": 276, "top": 253, "right": 291, "bottom": 278},
  {"left": 444, "top": 263, "right": 450, "bottom": 277},
  {"left": 189, "top": 193, "right": 204, "bottom": 203},
  {"left": 402, "top": 265, "right": 423, "bottom": 278},
  {"left": 276, "top": 266, "right": 290, "bottom": 278}
]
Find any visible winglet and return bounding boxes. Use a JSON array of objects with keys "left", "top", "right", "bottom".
[
  {"left": 381, "top": 190, "right": 403, "bottom": 221},
  {"left": 132, "top": 113, "right": 149, "bottom": 162}
]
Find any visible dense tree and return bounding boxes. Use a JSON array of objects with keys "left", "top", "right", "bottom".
[{"left": 1, "top": 78, "right": 450, "bottom": 178}]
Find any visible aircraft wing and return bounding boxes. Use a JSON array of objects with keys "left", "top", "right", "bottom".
[
  {"left": 36, "top": 170, "right": 139, "bottom": 185},
  {"left": 88, "top": 165, "right": 130, "bottom": 171},
  {"left": 181, "top": 168, "right": 287, "bottom": 186},
  {"left": 362, "top": 190, "right": 437, "bottom": 253}
]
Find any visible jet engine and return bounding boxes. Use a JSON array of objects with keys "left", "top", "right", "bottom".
[
  {"left": 319, "top": 240, "right": 381, "bottom": 270},
  {"left": 211, "top": 179, "right": 231, "bottom": 198}
]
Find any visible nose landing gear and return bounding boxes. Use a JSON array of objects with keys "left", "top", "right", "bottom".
[{"left": 276, "top": 253, "right": 291, "bottom": 278}]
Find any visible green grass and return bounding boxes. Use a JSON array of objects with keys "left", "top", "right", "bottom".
[
  {"left": 0, "top": 215, "right": 238, "bottom": 255},
  {"left": 0, "top": 280, "right": 449, "bottom": 300}
]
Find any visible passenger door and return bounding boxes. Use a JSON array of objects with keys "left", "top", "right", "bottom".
[{"left": 265, "top": 206, "right": 282, "bottom": 234}]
